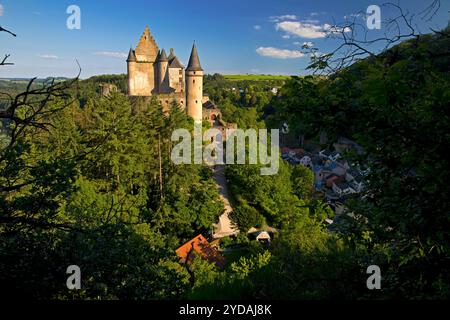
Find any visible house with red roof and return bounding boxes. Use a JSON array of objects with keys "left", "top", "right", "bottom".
[{"left": 175, "top": 234, "right": 225, "bottom": 268}]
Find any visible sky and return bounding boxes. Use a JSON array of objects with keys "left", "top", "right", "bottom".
[{"left": 0, "top": 0, "right": 449, "bottom": 78}]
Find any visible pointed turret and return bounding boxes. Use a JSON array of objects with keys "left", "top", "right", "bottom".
[
  {"left": 186, "top": 43, "right": 203, "bottom": 72},
  {"left": 157, "top": 49, "right": 169, "bottom": 93},
  {"left": 127, "top": 48, "right": 137, "bottom": 62},
  {"left": 186, "top": 42, "right": 204, "bottom": 122},
  {"left": 159, "top": 48, "right": 168, "bottom": 62}
]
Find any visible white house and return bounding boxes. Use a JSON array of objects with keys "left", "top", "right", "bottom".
[
  {"left": 255, "top": 231, "right": 271, "bottom": 243},
  {"left": 332, "top": 182, "right": 356, "bottom": 197},
  {"left": 299, "top": 155, "right": 312, "bottom": 167}
]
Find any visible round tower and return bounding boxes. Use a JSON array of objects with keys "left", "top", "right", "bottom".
[
  {"left": 185, "top": 43, "right": 203, "bottom": 123},
  {"left": 126, "top": 48, "right": 137, "bottom": 96},
  {"left": 157, "top": 49, "right": 169, "bottom": 93}
]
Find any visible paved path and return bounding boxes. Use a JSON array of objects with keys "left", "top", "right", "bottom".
[{"left": 211, "top": 165, "right": 239, "bottom": 239}]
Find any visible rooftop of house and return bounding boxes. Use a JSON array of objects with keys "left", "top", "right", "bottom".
[
  {"left": 334, "top": 182, "right": 352, "bottom": 190},
  {"left": 203, "top": 100, "right": 218, "bottom": 110},
  {"left": 175, "top": 234, "right": 225, "bottom": 268}
]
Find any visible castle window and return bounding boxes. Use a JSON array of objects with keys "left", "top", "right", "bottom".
[
  {"left": 193, "top": 79, "right": 195, "bottom": 84},
  {"left": 195, "top": 100, "right": 198, "bottom": 104},
  {"left": 179, "top": 70, "right": 183, "bottom": 75}
]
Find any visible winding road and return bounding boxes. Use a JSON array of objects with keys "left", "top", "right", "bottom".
[{"left": 211, "top": 165, "right": 239, "bottom": 239}]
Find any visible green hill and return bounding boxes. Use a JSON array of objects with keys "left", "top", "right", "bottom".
[{"left": 223, "top": 74, "right": 292, "bottom": 81}]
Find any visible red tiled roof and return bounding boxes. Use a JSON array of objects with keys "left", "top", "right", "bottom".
[{"left": 175, "top": 234, "right": 225, "bottom": 268}]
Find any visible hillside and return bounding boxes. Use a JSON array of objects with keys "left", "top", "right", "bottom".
[
  {"left": 265, "top": 27, "right": 450, "bottom": 299},
  {"left": 223, "top": 74, "right": 292, "bottom": 81}
]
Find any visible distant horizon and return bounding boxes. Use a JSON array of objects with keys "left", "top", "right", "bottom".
[{"left": 0, "top": 72, "right": 297, "bottom": 81}]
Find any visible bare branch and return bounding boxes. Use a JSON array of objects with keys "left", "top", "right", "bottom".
[
  {"left": 0, "top": 54, "right": 14, "bottom": 66},
  {"left": 307, "top": 0, "right": 444, "bottom": 75},
  {"left": 0, "top": 25, "right": 17, "bottom": 37}
]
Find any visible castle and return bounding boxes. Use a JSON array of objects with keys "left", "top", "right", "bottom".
[{"left": 126, "top": 26, "right": 204, "bottom": 122}]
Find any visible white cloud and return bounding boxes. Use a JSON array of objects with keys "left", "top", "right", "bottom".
[
  {"left": 310, "top": 12, "right": 319, "bottom": 17},
  {"left": 38, "top": 54, "right": 59, "bottom": 59},
  {"left": 254, "top": 25, "right": 261, "bottom": 30},
  {"left": 256, "top": 47, "right": 305, "bottom": 59},
  {"left": 277, "top": 21, "right": 351, "bottom": 39},
  {"left": 0, "top": 4, "right": 4, "bottom": 16},
  {"left": 276, "top": 21, "right": 327, "bottom": 39},
  {"left": 282, "top": 34, "right": 290, "bottom": 39},
  {"left": 302, "top": 19, "right": 320, "bottom": 24},
  {"left": 94, "top": 51, "right": 128, "bottom": 59},
  {"left": 269, "top": 14, "right": 297, "bottom": 22}
]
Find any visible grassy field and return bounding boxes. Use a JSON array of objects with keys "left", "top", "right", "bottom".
[{"left": 223, "top": 74, "right": 292, "bottom": 81}]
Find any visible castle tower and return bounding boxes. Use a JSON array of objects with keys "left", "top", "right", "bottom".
[
  {"left": 127, "top": 48, "right": 137, "bottom": 96},
  {"left": 135, "top": 26, "right": 158, "bottom": 62},
  {"left": 185, "top": 43, "right": 203, "bottom": 123},
  {"left": 127, "top": 26, "right": 159, "bottom": 96},
  {"left": 157, "top": 49, "right": 169, "bottom": 93}
]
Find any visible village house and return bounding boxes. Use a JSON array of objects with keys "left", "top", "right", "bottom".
[
  {"left": 175, "top": 234, "right": 225, "bottom": 268},
  {"left": 332, "top": 182, "right": 356, "bottom": 197}
]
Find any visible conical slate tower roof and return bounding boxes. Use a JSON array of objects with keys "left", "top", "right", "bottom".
[
  {"left": 159, "top": 48, "right": 168, "bottom": 62},
  {"left": 127, "top": 48, "right": 137, "bottom": 62},
  {"left": 169, "top": 56, "right": 184, "bottom": 69},
  {"left": 186, "top": 43, "right": 203, "bottom": 72}
]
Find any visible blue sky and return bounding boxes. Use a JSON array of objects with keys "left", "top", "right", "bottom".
[{"left": 0, "top": 0, "right": 449, "bottom": 78}]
